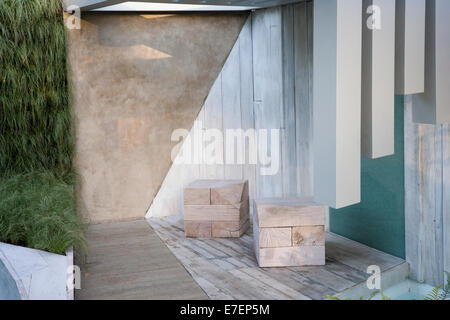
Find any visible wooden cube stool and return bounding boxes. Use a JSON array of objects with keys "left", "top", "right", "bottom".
[
  {"left": 253, "top": 198, "right": 326, "bottom": 267},
  {"left": 183, "top": 180, "right": 249, "bottom": 238}
]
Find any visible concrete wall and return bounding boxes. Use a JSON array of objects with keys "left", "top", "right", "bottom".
[{"left": 68, "top": 12, "right": 247, "bottom": 223}]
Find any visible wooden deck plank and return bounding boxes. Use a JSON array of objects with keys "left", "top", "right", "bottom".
[
  {"left": 75, "top": 220, "right": 208, "bottom": 300},
  {"left": 147, "top": 217, "right": 407, "bottom": 300}
]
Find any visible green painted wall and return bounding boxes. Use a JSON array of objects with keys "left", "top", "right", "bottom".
[{"left": 330, "top": 95, "right": 405, "bottom": 259}]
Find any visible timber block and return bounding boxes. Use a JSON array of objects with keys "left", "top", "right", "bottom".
[
  {"left": 253, "top": 198, "right": 326, "bottom": 267},
  {"left": 183, "top": 180, "right": 249, "bottom": 238}
]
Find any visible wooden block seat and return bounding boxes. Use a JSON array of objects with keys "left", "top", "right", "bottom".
[
  {"left": 183, "top": 180, "right": 249, "bottom": 238},
  {"left": 253, "top": 198, "right": 326, "bottom": 267}
]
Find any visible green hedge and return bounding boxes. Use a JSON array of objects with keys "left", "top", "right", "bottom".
[{"left": 0, "top": 0, "right": 85, "bottom": 254}]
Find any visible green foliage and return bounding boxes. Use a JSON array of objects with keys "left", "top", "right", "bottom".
[
  {"left": 0, "top": 171, "right": 86, "bottom": 254},
  {"left": 425, "top": 272, "right": 450, "bottom": 300},
  {"left": 0, "top": 0, "right": 72, "bottom": 175},
  {"left": 424, "top": 285, "right": 443, "bottom": 300},
  {"left": 0, "top": 1, "right": 84, "bottom": 254}
]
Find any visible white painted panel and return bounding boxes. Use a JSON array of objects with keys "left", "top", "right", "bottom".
[
  {"left": 413, "top": 0, "right": 450, "bottom": 124},
  {"left": 361, "top": 0, "right": 395, "bottom": 159},
  {"left": 313, "top": 0, "right": 362, "bottom": 209},
  {"left": 395, "top": 0, "right": 425, "bottom": 95}
]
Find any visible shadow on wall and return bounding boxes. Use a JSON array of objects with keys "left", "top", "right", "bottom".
[{"left": 68, "top": 12, "right": 247, "bottom": 223}]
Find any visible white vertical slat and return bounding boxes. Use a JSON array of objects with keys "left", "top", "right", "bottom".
[
  {"left": 361, "top": 0, "right": 395, "bottom": 159},
  {"left": 239, "top": 16, "right": 256, "bottom": 215},
  {"left": 313, "top": 0, "right": 362, "bottom": 209},
  {"left": 413, "top": 0, "right": 450, "bottom": 124},
  {"left": 222, "top": 41, "right": 243, "bottom": 180},
  {"left": 281, "top": 4, "right": 297, "bottom": 197},
  {"left": 203, "top": 76, "right": 225, "bottom": 180},
  {"left": 395, "top": 0, "right": 425, "bottom": 95},
  {"left": 252, "top": 7, "right": 284, "bottom": 198},
  {"left": 294, "top": 2, "right": 313, "bottom": 197}
]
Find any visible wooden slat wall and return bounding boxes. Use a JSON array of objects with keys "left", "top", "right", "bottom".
[
  {"left": 405, "top": 95, "right": 450, "bottom": 286},
  {"left": 147, "top": 3, "right": 315, "bottom": 219}
]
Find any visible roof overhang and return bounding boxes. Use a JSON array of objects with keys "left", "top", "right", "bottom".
[{"left": 63, "top": 0, "right": 305, "bottom": 11}]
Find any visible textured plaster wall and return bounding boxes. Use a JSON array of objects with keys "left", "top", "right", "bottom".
[{"left": 67, "top": 13, "right": 247, "bottom": 223}]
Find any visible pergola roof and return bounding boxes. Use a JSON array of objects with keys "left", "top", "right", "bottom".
[{"left": 63, "top": 0, "right": 305, "bottom": 11}]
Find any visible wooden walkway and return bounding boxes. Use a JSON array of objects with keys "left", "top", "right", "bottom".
[
  {"left": 148, "top": 216, "right": 409, "bottom": 300},
  {"left": 75, "top": 220, "right": 208, "bottom": 300}
]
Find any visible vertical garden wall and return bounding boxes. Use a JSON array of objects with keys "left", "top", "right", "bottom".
[{"left": 0, "top": 0, "right": 84, "bottom": 254}]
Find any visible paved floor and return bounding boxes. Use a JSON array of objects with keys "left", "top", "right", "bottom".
[
  {"left": 148, "top": 216, "right": 409, "bottom": 300},
  {"left": 75, "top": 220, "right": 208, "bottom": 300}
]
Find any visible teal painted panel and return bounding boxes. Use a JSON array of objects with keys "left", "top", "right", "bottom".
[{"left": 330, "top": 95, "right": 405, "bottom": 258}]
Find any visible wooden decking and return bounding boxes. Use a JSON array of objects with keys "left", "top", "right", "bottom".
[
  {"left": 148, "top": 216, "right": 409, "bottom": 300},
  {"left": 75, "top": 220, "right": 208, "bottom": 300}
]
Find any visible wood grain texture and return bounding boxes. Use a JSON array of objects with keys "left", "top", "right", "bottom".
[
  {"left": 294, "top": 2, "right": 314, "bottom": 197},
  {"left": 75, "top": 220, "right": 208, "bottom": 300},
  {"left": 259, "top": 227, "right": 292, "bottom": 248},
  {"left": 212, "top": 219, "right": 249, "bottom": 238},
  {"left": 255, "top": 198, "right": 325, "bottom": 228},
  {"left": 252, "top": 6, "right": 284, "bottom": 198},
  {"left": 404, "top": 97, "right": 449, "bottom": 286},
  {"left": 258, "top": 246, "right": 325, "bottom": 267},
  {"left": 292, "top": 226, "right": 325, "bottom": 246},
  {"left": 184, "top": 201, "right": 249, "bottom": 222},
  {"left": 184, "top": 187, "right": 211, "bottom": 205},
  {"left": 210, "top": 180, "right": 248, "bottom": 205},
  {"left": 185, "top": 221, "right": 212, "bottom": 238},
  {"left": 148, "top": 216, "right": 408, "bottom": 300}
]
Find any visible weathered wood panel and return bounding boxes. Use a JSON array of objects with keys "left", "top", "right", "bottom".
[
  {"left": 252, "top": 6, "right": 284, "bottom": 198},
  {"left": 147, "top": 4, "right": 318, "bottom": 220},
  {"left": 405, "top": 96, "right": 450, "bottom": 286},
  {"left": 294, "top": 2, "right": 314, "bottom": 197},
  {"left": 148, "top": 216, "right": 407, "bottom": 299}
]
